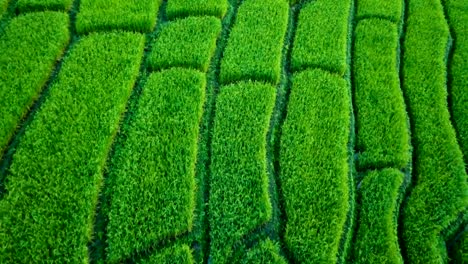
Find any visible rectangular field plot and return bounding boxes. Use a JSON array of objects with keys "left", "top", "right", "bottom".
[
  {"left": 352, "top": 169, "right": 404, "bottom": 264},
  {"left": 76, "top": 0, "right": 162, "bottom": 34},
  {"left": 105, "top": 68, "right": 206, "bottom": 263},
  {"left": 0, "top": 32, "right": 144, "bottom": 263},
  {"left": 138, "top": 244, "right": 194, "bottom": 264},
  {"left": 355, "top": 0, "right": 403, "bottom": 24},
  {"left": 401, "top": 0, "right": 468, "bottom": 262},
  {"left": 16, "top": 0, "right": 72, "bottom": 12},
  {"left": 219, "top": 0, "right": 288, "bottom": 85},
  {"left": 0, "top": 12, "right": 69, "bottom": 159},
  {"left": 280, "top": 69, "right": 352, "bottom": 263},
  {"left": 166, "top": 0, "right": 228, "bottom": 20},
  {"left": 291, "top": 0, "right": 351, "bottom": 75},
  {"left": 209, "top": 82, "right": 276, "bottom": 263},
  {"left": 148, "top": 16, "right": 221, "bottom": 72},
  {"left": 353, "top": 19, "right": 410, "bottom": 170},
  {"left": 241, "top": 239, "right": 287, "bottom": 264}
]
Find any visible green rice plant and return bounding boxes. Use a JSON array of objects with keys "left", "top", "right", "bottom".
[
  {"left": 353, "top": 19, "right": 410, "bottom": 170},
  {"left": 0, "top": 32, "right": 144, "bottom": 263},
  {"left": 16, "top": 0, "right": 72, "bottom": 12},
  {"left": 0, "top": 12, "right": 69, "bottom": 160},
  {"left": 401, "top": 0, "right": 468, "bottom": 262},
  {"left": 291, "top": 0, "right": 351, "bottom": 75},
  {"left": 241, "top": 239, "right": 287, "bottom": 264},
  {"left": 219, "top": 0, "right": 289, "bottom": 85},
  {"left": 76, "top": 0, "right": 162, "bottom": 34},
  {"left": 352, "top": 169, "right": 404, "bottom": 264},
  {"left": 166, "top": 0, "right": 228, "bottom": 20},
  {"left": 209, "top": 82, "right": 276, "bottom": 263},
  {"left": 280, "top": 69, "right": 352, "bottom": 263},
  {"left": 355, "top": 0, "right": 403, "bottom": 24},
  {"left": 148, "top": 16, "right": 221, "bottom": 72},
  {"left": 446, "top": 0, "right": 468, "bottom": 166},
  {"left": 138, "top": 244, "right": 194, "bottom": 264},
  {"left": 106, "top": 68, "right": 206, "bottom": 263}
]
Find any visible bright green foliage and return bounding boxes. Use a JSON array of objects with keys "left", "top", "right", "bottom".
[
  {"left": 0, "top": 32, "right": 144, "bottom": 263},
  {"left": 353, "top": 19, "right": 410, "bottom": 170},
  {"left": 291, "top": 0, "right": 351, "bottom": 75},
  {"left": 148, "top": 16, "right": 221, "bottom": 72},
  {"left": 219, "top": 0, "right": 289, "bottom": 85},
  {"left": 16, "top": 0, "right": 72, "bottom": 12},
  {"left": 280, "top": 69, "right": 352, "bottom": 263},
  {"left": 446, "top": 0, "right": 468, "bottom": 165},
  {"left": 0, "top": 0, "right": 9, "bottom": 17},
  {"left": 353, "top": 169, "right": 404, "bottom": 264},
  {"left": 138, "top": 244, "right": 194, "bottom": 264},
  {"left": 241, "top": 239, "right": 287, "bottom": 264},
  {"left": 106, "top": 68, "right": 206, "bottom": 263},
  {"left": 166, "top": 0, "right": 228, "bottom": 20},
  {"left": 355, "top": 0, "right": 403, "bottom": 24},
  {"left": 401, "top": 0, "right": 468, "bottom": 262},
  {"left": 0, "top": 12, "right": 69, "bottom": 159},
  {"left": 76, "top": 0, "right": 162, "bottom": 34},
  {"left": 210, "top": 82, "right": 276, "bottom": 263}
]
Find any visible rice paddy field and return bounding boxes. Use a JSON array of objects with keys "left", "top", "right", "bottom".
[{"left": 0, "top": 0, "right": 467, "bottom": 263}]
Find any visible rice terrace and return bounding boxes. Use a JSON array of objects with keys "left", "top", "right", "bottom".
[{"left": 0, "top": 0, "right": 467, "bottom": 263}]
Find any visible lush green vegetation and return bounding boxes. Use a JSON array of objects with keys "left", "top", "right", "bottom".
[
  {"left": 16, "top": 0, "right": 72, "bottom": 12},
  {"left": 0, "top": 12, "right": 69, "bottom": 159},
  {"left": 353, "top": 19, "right": 410, "bottom": 170},
  {"left": 446, "top": 0, "right": 468, "bottom": 165},
  {"left": 209, "top": 82, "right": 276, "bottom": 263},
  {"left": 355, "top": 0, "right": 402, "bottom": 24},
  {"left": 241, "top": 239, "right": 287, "bottom": 264},
  {"left": 76, "top": 0, "right": 162, "bottom": 34},
  {"left": 291, "top": 0, "right": 351, "bottom": 75},
  {"left": 0, "top": 32, "right": 144, "bottom": 263},
  {"left": 451, "top": 231, "right": 468, "bottom": 264},
  {"left": 105, "top": 68, "right": 205, "bottom": 263},
  {"left": 0, "top": 0, "right": 9, "bottom": 17},
  {"left": 148, "top": 16, "right": 221, "bottom": 72},
  {"left": 352, "top": 169, "right": 404, "bottom": 264},
  {"left": 139, "top": 244, "right": 194, "bottom": 264},
  {"left": 280, "top": 69, "right": 352, "bottom": 263},
  {"left": 401, "top": 0, "right": 468, "bottom": 262},
  {"left": 166, "top": 0, "right": 228, "bottom": 20},
  {"left": 219, "top": 0, "right": 288, "bottom": 85}
]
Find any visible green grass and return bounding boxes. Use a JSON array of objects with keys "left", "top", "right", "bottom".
[
  {"left": 446, "top": 0, "right": 468, "bottom": 166},
  {"left": 219, "top": 0, "right": 289, "bottom": 85},
  {"left": 353, "top": 19, "right": 410, "bottom": 170},
  {"left": 166, "top": 0, "right": 228, "bottom": 20},
  {"left": 0, "top": 32, "right": 144, "bottom": 263},
  {"left": 291, "top": 0, "right": 351, "bottom": 75},
  {"left": 76, "top": 0, "right": 162, "bottom": 34},
  {"left": 105, "top": 68, "right": 206, "bottom": 263},
  {"left": 280, "top": 69, "right": 352, "bottom": 263},
  {"left": 352, "top": 169, "right": 404, "bottom": 264},
  {"left": 209, "top": 82, "right": 276, "bottom": 263},
  {"left": 241, "top": 239, "right": 287, "bottom": 264},
  {"left": 148, "top": 16, "right": 221, "bottom": 72},
  {"left": 16, "top": 0, "right": 72, "bottom": 12},
  {"left": 355, "top": 0, "right": 403, "bottom": 24},
  {"left": 0, "top": 12, "right": 69, "bottom": 159},
  {"left": 401, "top": 0, "right": 468, "bottom": 262},
  {"left": 138, "top": 244, "right": 194, "bottom": 264}
]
